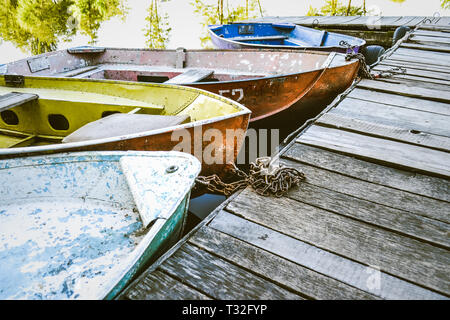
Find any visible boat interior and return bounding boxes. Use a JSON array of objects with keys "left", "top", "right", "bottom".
[
  {"left": 0, "top": 75, "right": 244, "bottom": 149},
  {"left": 3, "top": 48, "right": 350, "bottom": 85},
  {"left": 209, "top": 23, "right": 365, "bottom": 47}
]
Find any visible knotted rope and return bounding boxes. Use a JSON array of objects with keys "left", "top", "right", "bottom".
[{"left": 195, "top": 157, "right": 305, "bottom": 197}]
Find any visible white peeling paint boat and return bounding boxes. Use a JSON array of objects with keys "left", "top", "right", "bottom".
[{"left": 0, "top": 151, "right": 201, "bottom": 299}]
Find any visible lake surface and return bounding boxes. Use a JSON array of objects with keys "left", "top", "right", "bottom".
[{"left": 0, "top": 0, "right": 448, "bottom": 63}]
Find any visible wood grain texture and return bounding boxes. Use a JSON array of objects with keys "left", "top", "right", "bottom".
[
  {"left": 226, "top": 189, "right": 450, "bottom": 295},
  {"left": 374, "top": 77, "right": 450, "bottom": 93},
  {"left": 373, "top": 64, "right": 450, "bottom": 82},
  {"left": 189, "top": 225, "right": 379, "bottom": 300},
  {"left": 0, "top": 92, "right": 38, "bottom": 112},
  {"left": 159, "top": 244, "right": 303, "bottom": 300},
  {"left": 379, "top": 59, "right": 450, "bottom": 75},
  {"left": 330, "top": 98, "right": 450, "bottom": 137},
  {"left": 317, "top": 113, "right": 450, "bottom": 151},
  {"left": 346, "top": 88, "right": 450, "bottom": 116},
  {"left": 282, "top": 143, "right": 450, "bottom": 203},
  {"left": 357, "top": 79, "right": 450, "bottom": 103},
  {"left": 297, "top": 125, "right": 450, "bottom": 178},
  {"left": 123, "top": 269, "right": 211, "bottom": 300},
  {"left": 400, "top": 42, "right": 450, "bottom": 53},
  {"left": 281, "top": 154, "right": 450, "bottom": 223},
  {"left": 286, "top": 181, "right": 450, "bottom": 248}
]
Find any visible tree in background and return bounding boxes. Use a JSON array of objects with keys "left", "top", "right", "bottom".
[
  {"left": 71, "top": 0, "right": 128, "bottom": 44},
  {"left": 0, "top": 0, "right": 127, "bottom": 55},
  {"left": 441, "top": 0, "right": 450, "bottom": 9},
  {"left": 192, "top": 0, "right": 264, "bottom": 48},
  {"left": 143, "top": 0, "right": 172, "bottom": 49},
  {"left": 0, "top": 0, "right": 75, "bottom": 54}
]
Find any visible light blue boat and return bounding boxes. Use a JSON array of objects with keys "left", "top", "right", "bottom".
[{"left": 0, "top": 151, "right": 201, "bottom": 299}]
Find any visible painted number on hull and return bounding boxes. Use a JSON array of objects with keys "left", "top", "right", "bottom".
[{"left": 218, "top": 88, "right": 244, "bottom": 102}]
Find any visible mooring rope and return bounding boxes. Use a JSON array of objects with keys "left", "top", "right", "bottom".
[{"left": 195, "top": 157, "right": 306, "bottom": 197}]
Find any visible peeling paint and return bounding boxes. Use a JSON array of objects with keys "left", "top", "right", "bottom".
[{"left": 0, "top": 151, "right": 200, "bottom": 299}]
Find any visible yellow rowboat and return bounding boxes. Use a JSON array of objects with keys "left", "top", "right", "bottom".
[{"left": 0, "top": 75, "right": 251, "bottom": 177}]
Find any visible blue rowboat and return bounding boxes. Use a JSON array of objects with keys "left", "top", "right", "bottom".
[
  {"left": 208, "top": 22, "right": 366, "bottom": 53},
  {"left": 0, "top": 151, "right": 201, "bottom": 299}
]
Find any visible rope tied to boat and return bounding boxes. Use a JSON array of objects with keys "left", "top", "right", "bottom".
[
  {"left": 373, "top": 66, "right": 407, "bottom": 79},
  {"left": 345, "top": 51, "right": 374, "bottom": 79},
  {"left": 195, "top": 157, "right": 306, "bottom": 197}
]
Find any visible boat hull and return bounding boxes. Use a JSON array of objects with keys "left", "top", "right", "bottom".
[
  {"left": 188, "top": 58, "right": 360, "bottom": 126},
  {"left": 0, "top": 151, "right": 201, "bottom": 299},
  {"left": 208, "top": 23, "right": 366, "bottom": 53},
  {"left": 0, "top": 76, "right": 251, "bottom": 177}
]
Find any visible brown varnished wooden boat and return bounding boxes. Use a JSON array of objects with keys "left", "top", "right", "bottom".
[{"left": 2, "top": 47, "right": 360, "bottom": 130}]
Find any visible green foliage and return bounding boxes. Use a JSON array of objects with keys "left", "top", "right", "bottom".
[
  {"left": 143, "top": 0, "right": 172, "bottom": 49},
  {"left": 71, "top": 0, "right": 128, "bottom": 44},
  {"left": 191, "top": 0, "right": 265, "bottom": 48},
  {"left": 0, "top": 0, "right": 127, "bottom": 54},
  {"left": 307, "top": 0, "right": 363, "bottom": 16},
  {"left": 441, "top": 0, "right": 450, "bottom": 9}
]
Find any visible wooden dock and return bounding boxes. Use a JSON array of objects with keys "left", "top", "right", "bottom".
[
  {"left": 118, "top": 25, "right": 450, "bottom": 300},
  {"left": 250, "top": 15, "right": 450, "bottom": 47}
]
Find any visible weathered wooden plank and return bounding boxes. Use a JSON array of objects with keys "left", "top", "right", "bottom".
[
  {"left": 331, "top": 97, "right": 450, "bottom": 137},
  {"left": 279, "top": 156, "right": 449, "bottom": 223},
  {"left": 387, "top": 53, "right": 450, "bottom": 68},
  {"left": 356, "top": 79, "right": 450, "bottom": 103},
  {"left": 373, "top": 64, "right": 450, "bottom": 81},
  {"left": 210, "top": 210, "right": 447, "bottom": 300},
  {"left": 123, "top": 269, "right": 211, "bottom": 300},
  {"left": 377, "top": 73, "right": 450, "bottom": 86},
  {"left": 159, "top": 244, "right": 302, "bottom": 299},
  {"left": 317, "top": 113, "right": 450, "bottom": 152},
  {"left": 400, "top": 42, "right": 450, "bottom": 53},
  {"left": 380, "top": 58, "right": 450, "bottom": 74},
  {"left": 165, "top": 69, "right": 214, "bottom": 84},
  {"left": 226, "top": 190, "right": 450, "bottom": 295},
  {"left": 286, "top": 181, "right": 450, "bottom": 248},
  {"left": 395, "top": 47, "right": 450, "bottom": 62},
  {"left": 374, "top": 77, "right": 450, "bottom": 93},
  {"left": 282, "top": 143, "right": 450, "bottom": 203},
  {"left": 413, "top": 30, "right": 450, "bottom": 38},
  {"left": 189, "top": 226, "right": 379, "bottom": 300},
  {"left": 0, "top": 92, "right": 38, "bottom": 112},
  {"left": 346, "top": 88, "right": 450, "bottom": 115},
  {"left": 297, "top": 125, "right": 450, "bottom": 178},
  {"left": 410, "top": 35, "right": 450, "bottom": 45}
]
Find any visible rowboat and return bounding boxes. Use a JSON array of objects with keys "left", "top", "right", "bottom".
[
  {"left": 0, "top": 75, "right": 250, "bottom": 177},
  {"left": 2, "top": 47, "right": 359, "bottom": 132},
  {"left": 0, "top": 151, "right": 201, "bottom": 299},
  {"left": 208, "top": 22, "right": 366, "bottom": 53}
]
